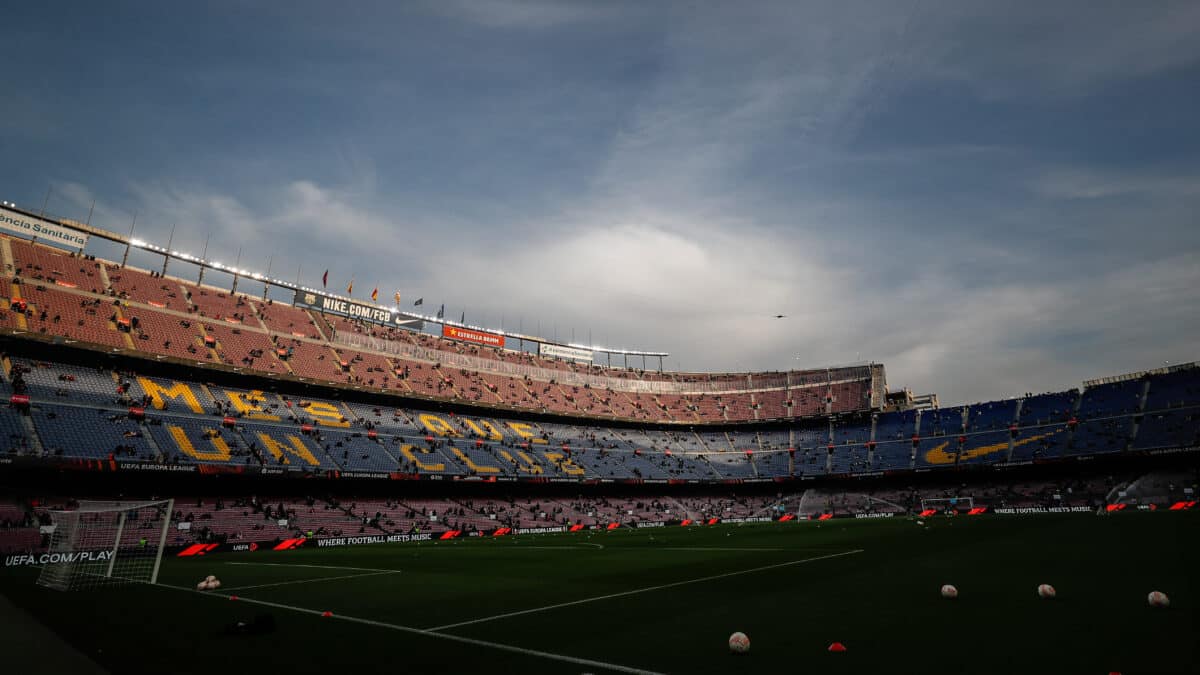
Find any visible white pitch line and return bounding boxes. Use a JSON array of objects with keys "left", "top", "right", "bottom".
[
  {"left": 656, "top": 547, "right": 786, "bottom": 552},
  {"left": 427, "top": 548, "right": 863, "bottom": 632},
  {"left": 224, "top": 562, "right": 399, "bottom": 573},
  {"left": 157, "top": 583, "right": 663, "bottom": 675},
  {"left": 221, "top": 570, "right": 399, "bottom": 592}
]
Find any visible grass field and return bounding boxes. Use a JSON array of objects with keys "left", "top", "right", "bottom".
[{"left": 2, "top": 512, "right": 1197, "bottom": 674}]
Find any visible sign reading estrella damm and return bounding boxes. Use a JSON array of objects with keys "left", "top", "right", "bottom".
[
  {"left": 0, "top": 206, "right": 90, "bottom": 248},
  {"left": 442, "top": 324, "right": 505, "bottom": 348}
]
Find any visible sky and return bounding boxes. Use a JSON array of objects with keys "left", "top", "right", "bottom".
[{"left": 1, "top": 0, "right": 1198, "bottom": 405}]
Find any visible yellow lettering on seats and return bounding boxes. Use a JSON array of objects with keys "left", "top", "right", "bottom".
[
  {"left": 542, "top": 451, "right": 584, "bottom": 476},
  {"left": 256, "top": 433, "right": 321, "bottom": 466},
  {"left": 303, "top": 401, "right": 350, "bottom": 428},
  {"left": 498, "top": 449, "right": 543, "bottom": 474},
  {"left": 399, "top": 444, "right": 445, "bottom": 472},
  {"left": 507, "top": 422, "right": 547, "bottom": 444},
  {"left": 168, "top": 425, "right": 231, "bottom": 461},
  {"left": 452, "top": 448, "right": 500, "bottom": 473},
  {"left": 419, "top": 413, "right": 459, "bottom": 437},
  {"left": 138, "top": 378, "right": 205, "bottom": 414},
  {"left": 223, "top": 389, "right": 280, "bottom": 421},
  {"left": 462, "top": 418, "right": 503, "bottom": 440}
]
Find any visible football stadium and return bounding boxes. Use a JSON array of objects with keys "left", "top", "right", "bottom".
[{"left": 2, "top": 3, "right": 1199, "bottom": 675}]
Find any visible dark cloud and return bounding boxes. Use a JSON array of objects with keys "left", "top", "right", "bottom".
[{"left": 4, "top": 1, "right": 1198, "bottom": 405}]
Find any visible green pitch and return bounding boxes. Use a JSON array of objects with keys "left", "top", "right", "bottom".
[{"left": 2, "top": 512, "right": 1196, "bottom": 674}]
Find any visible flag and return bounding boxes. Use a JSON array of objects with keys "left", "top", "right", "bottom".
[
  {"left": 394, "top": 291, "right": 401, "bottom": 305},
  {"left": 414, "top": 298, "right": 423, "bottom": 306},
  {"left": 436, "top": 304, "right": 444, "bottom": 319},
  {"left": 371, "top": 287, "right": 379, "bottom": 302},
  {"left": 347, "top": 278, "right": 354, "bottom": 295},
  {"left": 460, "top": 311, "right": 465, "bottom": 324},
  {"left": 322, "top": 270, "right": 328, "bottom": 288}
]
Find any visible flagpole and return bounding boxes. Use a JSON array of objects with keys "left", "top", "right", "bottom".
[
  {"left": 160, "top": 223, "right": 175, "bottom": 277},
  {"left": 262, "top": 255, "right": 273, "bottom": 301},
  {"left": 121, "top": 212, "right": 137, "bottom": 268},
  {"left": 196, "top": 232, "right": 211, "bottom": 286}
]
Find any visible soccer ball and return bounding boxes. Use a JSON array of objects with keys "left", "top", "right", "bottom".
[
  {"left": 205, "top": 575, "right": 216, "bottom": 582},
  {"left": 1037, "top": 584, "right": 1056, "bottom": 599},
  {"left": 209, "top": 579, "right": 222, "bottom": 589},
  {"left": 941, "top": 584, "right": 958, "bottom": 599},
  {"left": 728, "top": 632, "right": 750, "bottom": 654},
  {"left": 196, "top": 580, "right": 209, "bottom": 591},
  {"left": 1147, "top": 591, "right": 1170, "bottom": 608}
]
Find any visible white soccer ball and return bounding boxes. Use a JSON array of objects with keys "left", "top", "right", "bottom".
[
  {"left": 1148, "top": 591, "right": 1170, "bottom": 608},
  {"left": 209, "top": 579, "right": 221, "bottom": 589},
  {"left": 728, "top": 632, "right": 750, "bottom": 653},
  {"left": 916, "top": 520, "right": 925, "bottom": 526},
  {"left": 196, "top": 581, "right": 209, "bottom": 591},
  {"left": 1037, "top": 584, "right": 1056, "bottom": 599},
  {"left": 941, "top": 584, "right": 958, "bottom": 599},
  {"left": 205, "top": 575, "right": 216, "bottom": 582}
]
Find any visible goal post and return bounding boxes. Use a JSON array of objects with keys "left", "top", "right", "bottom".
[{"left": 36, "top": 499, "right": 175, "bottom": 591}]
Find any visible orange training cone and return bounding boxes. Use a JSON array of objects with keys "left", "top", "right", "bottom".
[{"left": 828, "top": 642, "right": 847, "bottom": 653}]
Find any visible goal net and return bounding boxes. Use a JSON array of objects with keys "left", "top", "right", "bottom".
[
  {"left": 36, "top": 499, "right": 174, "bottom": 591},
  {"left": 919, "top": 497, "right": 974, "bottom": 513}
]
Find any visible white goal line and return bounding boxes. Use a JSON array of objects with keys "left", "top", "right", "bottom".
[{"left": 155, "top": 583, "right": 664, "bottom": 675}]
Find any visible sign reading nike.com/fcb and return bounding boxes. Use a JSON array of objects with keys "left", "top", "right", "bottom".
[
  {"left": 0, "top": 206, "right": 89, "bottom": 248},
  {"left": 442, "top": 325, "right": 505, "bottom": 348},
  {"left": 293, "top": 289, "right": 417, "bottom": 329}
]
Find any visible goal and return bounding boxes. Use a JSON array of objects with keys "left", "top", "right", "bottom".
[
  {"left": 920, "top": 497, "right": 974, "bottom": 513},
  {"left": 36, "top": 499, "right": 175, "bottom": 591}
]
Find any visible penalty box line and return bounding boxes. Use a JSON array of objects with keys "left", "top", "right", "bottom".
[
  {"left": 428, "top": 548, "right": 865, "bottom": 632},
  {"left": 155, "top": 583, "right": 665, "bottom": 675},
  {"left": 221, "top": 570, "right": 400, "bottom": 592}
]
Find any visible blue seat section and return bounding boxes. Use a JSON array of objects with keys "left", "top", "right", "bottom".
[
  {"left": 315, "top": 430, "right": 399, "bottom": 473},
  {"left": 1018, "top": 391, "right": 1078, "bottom": 427},
  {"left": 756, "top": 431, "right": 790, "bottom": 451},
  {"left": 874, "top": 410, "right": 917, "bottom": 442},
  {"left": 871, "top": 440, "right": 911, "bottom": 471},
  {"left": 341, "top": 402, "right": 422, "bottom": 433},
  {"left": 957, "top": 430, "right": 1012, "bottom": 466},
  {"left": 1133, "top": 410, "right": 1200, "bottom": 450},
  {"left": 486, "top": 442, "right": 551, "bottom": 477},
  {"left": 210, "top": 386, "right": 289, "bottom": 419},
  {"left": 705, "top": 452, "right": 756, "bottom": 479},
  {"left": 830, "top": 443, "right": 869, "bottom": 474},
  {"left": 14, "top": 361, "right": 122, "bottom": 406},
  {"left": 145, "top": 415, "right": 261, "bottom": 467},
  {"left": 33, "top": 405, "right": 154, "bottom": 460},
  {"left": 127, "top": 375, "right": 218, "bottom": 412},
  {"left": 1078, "top": 380, "right": 1144, "bottom": 419},
  {"left": 442, "top": 440, "right": 519, "bottom": 476},
  {"left": 754, "top": 449, "right": 791, "bottom": 476},
  {"left": 0, "top": 406, "right": 33, "bottom": 455},
  {"left": 1144, "top": 368, "right": 1200, "bottom": 410},
  {"left": 968, "top": 399, "right": 1016, "bottom": 432},
  {"left": 235, "top": 421, "right": 341, "bottom": 470},
  {"left": 920, "top": 407, "right": 966, "bottom": 437},
  {"left": 572, "top": 450, "right": 664, "bottom": 479},
  {"left": 1009, "top": 424, "right": 1069, "bottom": 461},
  {"left": 793, "top": 426, "right": 830, "bottom": 450},
  {"left": 700, "top": 431, "right": 734, "bottom": 452},
  {"left": 392, "top": 441, "right": 467, "bottom": 476},
  {"left": 832, "top": 417, "right": 871, "bottom": 445},
  {"left": 794, "top": 447, "right": 827, "bottom": 476},
  {"left": 1067, "top": 418, "right": 1133, "bottom": 456},
  {"left": 913, "top": 435, "right": 959, "bottom": 469}
]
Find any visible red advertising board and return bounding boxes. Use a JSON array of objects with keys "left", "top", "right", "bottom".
[{"left": 442, "top": 325, "right": 505, "bottom": 348}]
